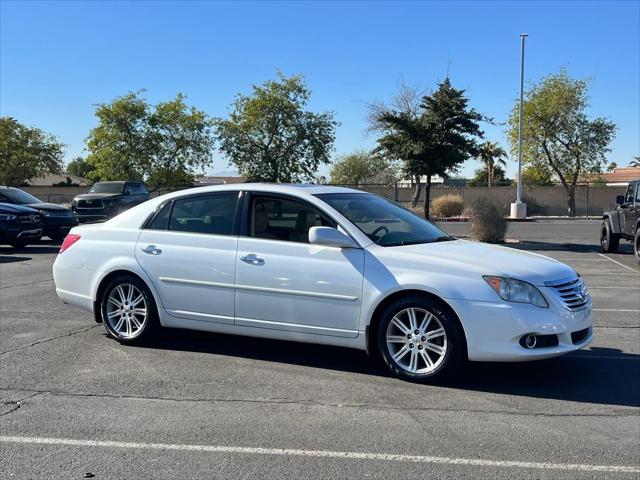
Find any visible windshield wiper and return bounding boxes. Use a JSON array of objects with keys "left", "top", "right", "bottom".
[{"left": 382, "top": 236, "right": 456, "bottom": 247}]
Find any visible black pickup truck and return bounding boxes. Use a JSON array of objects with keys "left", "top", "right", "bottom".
[
  {"left": 71, "top": 181, "right": 150, "bottom": 223},
  {"left": 601, "top": 179, "right": 640, "bottom": 263}
]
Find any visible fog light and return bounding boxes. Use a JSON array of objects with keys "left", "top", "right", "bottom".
[{"left": 524, "top": 334, "right": 537, "bottom": 349}]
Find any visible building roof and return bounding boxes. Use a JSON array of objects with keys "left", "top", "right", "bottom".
[
  {"left": 27, "top": 172, "right": 90, "bottom": 186},
  {"left": 195, "top": 175, "right": 247, "bottom": 185},
  {"left": 580, "top": 167, "right": 640, "bottom": 186}
]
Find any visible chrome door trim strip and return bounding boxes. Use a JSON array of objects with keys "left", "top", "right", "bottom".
[
  {"left": 234, "top": 283, "right": 359, "bottom": 302},
  {"left": 159, "top": 276, "right": 359, "bottom": 302},
  {"left": 159, "top": 276, "right": 235, "bottom": 289},
  {"left": 235, "top": 316, "right": 358, "bottom": 337}
]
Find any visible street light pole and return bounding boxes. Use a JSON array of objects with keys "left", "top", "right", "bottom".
[{"left": 511, "top": 33, "right": 528, "bottom": 219}]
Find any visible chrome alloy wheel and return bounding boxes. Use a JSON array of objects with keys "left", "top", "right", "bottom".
[
  {"left": 385, "top": 307, "right": 447, "bottom": 374},
  {"left": 106, "top": 283, "right": 147, "bottom": 338}
]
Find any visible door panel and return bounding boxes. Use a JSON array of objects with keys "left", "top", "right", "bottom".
[
  {"left": 235, "top": 237, "right": 364, "bottom": 336},
  {"left": 135, "top": 192, "right": 240, "bottom": 324},
  {"left": 235, "top": 193, "right": 364, "bottom": 337},
  {"left": 136, "top": 230, "right": 237, "bottom": 324}
]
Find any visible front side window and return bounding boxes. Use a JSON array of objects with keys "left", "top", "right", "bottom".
[
  {"left": 317, "top": 193, "right": 452, "bottom": 247},
  {"left": 635, "top": 184, "right": 640, "bottom": 203},
  {"left": 249, "top": 196, "right": 334, "bottom": 243},
  {"left": 168, "top": 193, "right": 238, "bottom": 235}
]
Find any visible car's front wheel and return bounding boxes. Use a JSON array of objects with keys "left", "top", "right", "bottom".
[
  {"left": 601, "top": 220, "right": 619, "bottom": 253},
  {"left": 634, "top": 227, "right": 640, "bottom": 265},
  {"left": 101, "top": 274, "right": 159, "bottom": 344},
  {"left": 377, "top": 296, "right": 466, "bottom": 383}
]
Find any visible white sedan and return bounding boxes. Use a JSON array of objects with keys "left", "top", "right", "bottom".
[{"left": 53, "top": 184, "right": 593, "bottom": 382}]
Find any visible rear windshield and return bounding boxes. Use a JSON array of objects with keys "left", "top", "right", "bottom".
[{"left": 88, "top": 183, "right": 124, "bottom": 194}]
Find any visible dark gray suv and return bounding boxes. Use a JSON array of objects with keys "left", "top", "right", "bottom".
[
  {"left": 71, "top": 181, "right": 150, "bottom": 223},
  {"left": 601, "top": 179, "right": 640, "bottom": 263}
]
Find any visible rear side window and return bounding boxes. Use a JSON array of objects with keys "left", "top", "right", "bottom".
[
  {"left": 147, "top": 201, "right": 172, "bottom": 230},
  {"left": 168, "top": 193, "right": 238, "bottom": 235}
]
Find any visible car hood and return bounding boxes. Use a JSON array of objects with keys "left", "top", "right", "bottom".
[
  {"left": 374, "top": 239, "right": 577, "bottom": 286},
  {"left": 0, "top": 202, "right": 39, "bottom": 214},
  {"left": 74, "top": 193, "right": 121, "bottom": 200},
  {"left": 25, "top": 202, "right": 71, "bottom": 212}
]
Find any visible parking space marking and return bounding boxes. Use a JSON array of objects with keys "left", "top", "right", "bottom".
[
  {"left": 596, "top": 253, "right": 639, "bottom": 273},
  {"left": 1, "top": 436, "right": 639, "bottom": 473},
  {"left": 592, "top": 308, "right": 640, "bottom": 313}
]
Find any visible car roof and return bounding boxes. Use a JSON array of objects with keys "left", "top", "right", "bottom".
[{"left": 161, "top": 183, "right": 364, "bottom": 199}]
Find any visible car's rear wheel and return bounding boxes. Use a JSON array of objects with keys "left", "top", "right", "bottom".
[
  {"left": 634, "top": 227, "right": 640, "bottom": 265},
  {"left": 377, "top": 296, "right": 465, "bottom": 383},
  {"left": 600, "top": 220, "right": 619, "bottom": 253},
  {"left": 101, "top": 274, "right": 159, "bottom": 344}
]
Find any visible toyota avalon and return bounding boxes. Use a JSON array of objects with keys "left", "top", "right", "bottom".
[{"left": 53, "top": 184, "right": 593, "bottom": 382}]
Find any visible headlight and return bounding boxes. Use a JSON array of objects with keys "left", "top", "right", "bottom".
[
  {"left": 484, "top": 276, "right": 548, "bottom": 308},
  {"left": 38, "top": 210, "right": 51, "bottom": 217},
  {"left": 0, "top": 214, "right": 16, "bottom": 221}
]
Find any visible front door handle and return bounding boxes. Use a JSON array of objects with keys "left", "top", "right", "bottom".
[
  {"left": 240, "top": 254, "right": 264, "bottom": 265},
  {"left": 141, "top": 244, "right": 162, "bottom": 255}
]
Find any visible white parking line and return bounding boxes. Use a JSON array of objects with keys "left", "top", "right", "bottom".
[
  {"left": 592, "top": 308, "right": 640, "bottom": 313},
  {"left": 596, "top": 253, "right": 639, "bottom": 273},
  {"left": 1, "top": 435, "right": 638, "bottom": 474}
]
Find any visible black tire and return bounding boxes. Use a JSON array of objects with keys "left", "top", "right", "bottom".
[
  {"left": 634, "top": 227, "right": 640, "bottom": 265},
  {"left": 376, "top": 296, "right": 466, "bottom": 384},
  {"left": 100, "top": 274, "right": 160, "bottom": 344},
  {"left": 600, "top": 220, "right": 619, "bottom": 253},
  {"left": 9, "top": 241, "right": 27, "bottom": 249}
]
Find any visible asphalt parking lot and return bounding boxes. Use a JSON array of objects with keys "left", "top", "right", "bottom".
[{"left": 1, "top": 220, "right": 638, "bottom": 479}]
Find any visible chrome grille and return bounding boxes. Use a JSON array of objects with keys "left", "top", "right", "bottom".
[
  {"left": 77, "top": 199, "right": 104, "bottom": 209},
  {"left": 547, "top": 277, "right": 591, "bottom": 311}
]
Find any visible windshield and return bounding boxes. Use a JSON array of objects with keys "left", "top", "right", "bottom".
[
  {"left": 2, "top": 188, "right": 42, "bottom": 205},
  {"left": 88, "top": 183, "right": 124, "bottom": 194},
  {"left": 316, "top": 193, "right": 454, "bottom": 247}
]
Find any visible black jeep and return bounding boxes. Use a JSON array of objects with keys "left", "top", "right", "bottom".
[
  {"left": 601, "top": 179, "right": 640, "bottom": 263},
  {"left": 71, "top": 181, "right": 150, "bottom": 223}
]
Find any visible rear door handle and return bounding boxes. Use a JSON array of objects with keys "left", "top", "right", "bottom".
[
  {"left": 240, "top": 254, "right": 264, "bottom": 265},
  {"left": 141, "top": 245, "right": 162, "bottom": 255}
]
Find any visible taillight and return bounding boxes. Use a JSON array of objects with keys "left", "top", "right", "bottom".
[{"left": 59, "top": 234, "right": 81, "bottom": 253}]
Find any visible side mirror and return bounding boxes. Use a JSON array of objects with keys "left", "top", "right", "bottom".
[
  {"left": 309, "top": 226, "right": 359, "bottom": 249},
  {"left": 616, "top": 195, "right": 625, "bottom": 206}
]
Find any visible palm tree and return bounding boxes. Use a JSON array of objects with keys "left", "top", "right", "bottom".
[
  {"left": 630, "top": 157, "right": 640, "bottom": 168},
  {"left": 477, "top": 141, "right": 508, "bottom": 188}
]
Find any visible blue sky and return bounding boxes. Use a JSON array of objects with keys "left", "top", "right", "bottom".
[{"left": 1, "top": 0, "right": 638, "bottom": 179}]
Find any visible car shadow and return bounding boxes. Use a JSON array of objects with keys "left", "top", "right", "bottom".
[
  {"left": 137, "top": 329, "right": 639, "bottom": 408},
  {"left": 0, "top": 245, "right": 60, "bottom": 255},
  {"left": 0, "top": 255, "right": 32, "bottom": 264}
]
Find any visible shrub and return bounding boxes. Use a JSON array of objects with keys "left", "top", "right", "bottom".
[
  {"left": 470, "top": 199, "right": 508, "bottom": 243},
  {"left": 431, "top": 194, "right": 464, "bottom": 218}
]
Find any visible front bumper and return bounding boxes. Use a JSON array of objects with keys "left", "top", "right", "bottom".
[
  {"left": 41, "top": 216, "right": 78, "bottom": 237},
  {"left": 447, "top": 294, "right": 593, "bottom": 362}
]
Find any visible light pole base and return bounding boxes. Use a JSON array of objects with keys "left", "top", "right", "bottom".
[{"left": 510, "top": 202, "right": 527, "bottom": 219}]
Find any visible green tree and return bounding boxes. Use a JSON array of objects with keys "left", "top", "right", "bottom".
[
  {"left": 66, "top": 156, "right": 93, "bottom": 179},
  {"left": 607, "top": 161, "right": 618, "bottom": 172},
  {"left": 146, "top": 94, "right": 214, "bottom": 188},
  {"left": 86, "top": 92, "right": 149, "bottom": 182},
  {"left": 476, "top": 141, "right": 507, "bottom": 188},
  {"left": 521, "top": 165, "right": 554, "bottom": 186},
  {"left": 214, "top": 73, "right": 338, "bottom": 182},
  {"left": 630, "top": 157, "right": 640, "bottom": 167},
  {"left": 0, "top": 117, "right": 64, "bottom": 186},
  {"left": 329, "top": 150, "right": 399, "bottom": 185},
  {"left": 507, "top": 71, "right": 616, "bottom": 216},
  {"left": 371, "top": 79, "right": 485, "bottom": 219},
  {"left": 468, "top": 165, "right": 511, "bottom": 186},
  {"left": 86, "top": 91, "right": 214, "bottom": 187}
]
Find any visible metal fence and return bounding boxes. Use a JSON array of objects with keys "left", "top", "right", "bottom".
[{"left": 22, "top": 183, "right": 627, "bottom": 217}]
